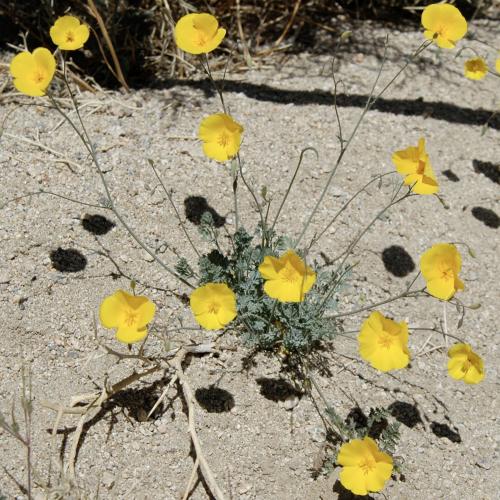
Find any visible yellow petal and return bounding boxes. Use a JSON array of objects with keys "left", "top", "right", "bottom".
[
  {"left": 194, "top": 311, "right": 223, "bottom": 330},
  {"left": 337, "top": 439, "right": 368, "bottom": 466},
  {"left": 258, "top": 255, "right": 282, "bottom": 280},
  {"left": 137, "top": 298, "right": 156, "bottom": 328},
  {"left": 339, "top": 466, "right": 368, "bottom": 496},
  {"left": 426, "top": 277, "right": 456, "bottom": 300},
  {"left": 10, "top": 52, "right": 35, "bottom": 79},
  {"left": 54, "top": 15, "right": 81, "bottom": 32},
  {"left": 99, "top": 292, "right": 126, "bottom": 328},
  {"left": 435, "top": 35, "right": 456, "bottom": 49},
  {"left": 201, "top": 28, "right": 226, "bottom": 53},
  {"left": 264, "top": 279, "right": 301, "bottom": 302},
  {"left": 462, "top": 365, "right": 485, "bottom": 384},
  {"left": 448, "top": 343, "right": 470, "bottom": 358},
  {"left": 116, "top": 325, "right": 148, "bottom": 344},
  {"left": 365, "top": 462, "right": 393, "bottom": 493},
  {"left": 216, "top": 305, "right": 237, "bottom": 326}
]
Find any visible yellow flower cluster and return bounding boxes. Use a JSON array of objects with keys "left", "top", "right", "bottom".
[
  {"left": 421, "top": 4, "right": 498, "bottom": 83},
  {"left": 9, "top": 15, "right": 89, "bottom": 97},
  {"left": 11, "top": 7, "right": 487, "bottom": 498},
  {"left": 174, "top": 13, "right": 243, "bottom": 162},
  {"left": 356, "top": 242, "right": 484, "bottom": 390},
  {"left": 185, "top": 249, "right": 315, "bottom": 332}
]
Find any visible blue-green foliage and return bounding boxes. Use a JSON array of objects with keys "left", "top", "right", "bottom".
[{"left": 176, "top": 212, "right": 350, "bottom": 354}]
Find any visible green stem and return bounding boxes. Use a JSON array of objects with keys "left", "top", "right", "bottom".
[
  {"left": 270, "top": 147, "right": 318, "bottom": 235},
  {"left": 329, "top": 286, "right": 425, "bottom": 319},
  {"left": 309, "top": 171, "right": 395, "bottom": 250},
  {"left": 332, "top": 183, "right": 411, "bottom": 279},
  {"left": 231, "top": 159, "right": 239, "bottom": 231},
  {"left": 49, "top": 64, "right": 194, "bottom": 289},
  {"left": 295, "top": 38, "right": 431, "bottom": 249},
  {"left": 147, "top": 159, "right": 200, "bottom": 258}
]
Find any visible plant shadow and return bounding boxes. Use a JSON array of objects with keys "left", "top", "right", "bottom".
[
  {"left": 194, "top": 386, "right": 235, "bottom": 413},
  {"left": 49, "top": 248, "right": 87, "bottom": 273},
  {"left": 184, "top": 195, "right": 226, "bottom": 227},
  {"left": 255, "top": 377, "right": 302, "bottom": 402},
  {"left": 472, "top": 160, "right": 499, "bottom": 184},
  {"left": 471, "top": 207, "right": 499, "bottom": 229},
  {"left": 381, "top": 245, "right": 415, "bottom": 277}
]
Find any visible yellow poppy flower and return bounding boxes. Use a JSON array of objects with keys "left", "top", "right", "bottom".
[
  {"left": 420, "top": 243, "right": 464, "bottom": 301},
  {"left": 174, "top": 13, "right": 226, "bottom": 54},
  {"left": 99, "top": 289, "right": 156, "bottom": 344},
  {"left": 464, "top": 57, "right": 488, "bottom": 80},
  {"left": 391, "top": 137, "right": 439, "bottom": 195},
  {"left": 190, "top": 283, "right": 237, "bottom": 330},
  {"left": 495, "top": 54, "right": 500, "bottom": 74},
  {"left": 198, "top": 113, "right": 243, "bottom": 162},
  {"left": 421, "top": 3, "right": 467, "bottom": 49},
  {"left": 259, "top": 250, "right": 316, "bottom": 303},
  {"left": 9, "top": 48, "right": 56, "bottom": 97},
  {"left": 358, "top": 311, "right": 410, "bottom": 372},
  {"left": 337, "top": 437, "right": 393, "bottom": 496},
  {"left": 447, "top": 343, "right": 485, "bottom": 384},
  {"left": 50, "top": 16, "right": 90, "bottom": 51}
]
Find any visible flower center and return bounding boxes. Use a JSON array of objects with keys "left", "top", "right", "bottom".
[
  {"left": 461, "top": 359, "right": 472, "bottom": 373},
  {"left": 196, "top": 31, "right": 209, "bottom": 47},
  {"left": 124, "top": 310, "right": 138, "bottom": 327},
  {"left": 469, "top": 61, "right": 481, "bottom": 72},
  {"left": 32, "top": 70, "right": 46, "bottom": 84},
  {"left": 217, "top": 132, "right": 229, "bottom": 148},
  {"left": 359, "top": 456, "right": 376, "bottom": 475},
  {"left": 281, "top": 264, "right": 300, "bottom": 284},
  {"left": 66, "top": 31, "right": 75, "bottom": 43},
  {"left": 377, "top": 332, "right": 394, "bottom": 349},
  {"left": 416, "top": 160, "right": 426, "bottom": 175},
  {"left": 440, "top": 265, "right": 454, "bottom": 281},
  {"left": 207, "top": 302, "right": 220, "bottom": 314}
]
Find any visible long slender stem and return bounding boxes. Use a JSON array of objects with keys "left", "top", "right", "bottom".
[
  {"left": 270, "top": 147, "right": 318, "bottom": 235},
  {"left": 49, "top": 63, "right": 194, "bottom": 289},
  {"left": 231, "top": 159, "right": 239, "bottom": 231},
  {"left": 2, "top": 190, "right": 109, "bottom": 210},
  {"left": 202, "top": 54, "right": 227, "bottom": 114},
  {"left": 309, "top": 171, "right": 395, "bottom": 249},
  {"left": 307, "top": 372, "right": 345, "bottom": 441},
  {"left": 294, "top": 38, "right": 390, "bottom": 248},
  {"left": 332, "top": 183, "right": 411, "bottom": 278},
  {"left": 330, "top": 286, "right": 425, "bottom": 319},
  {"left": 148, "top": 159, "right": 200, "bottom": 258},
  {"left": 295, "top": 38, "right": 431, "bottom": 249},
  {"left": 237, "top": 153, "right": 266, "bottom": 247}
]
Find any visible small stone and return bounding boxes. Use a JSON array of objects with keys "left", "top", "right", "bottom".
[
  {"left": 308, "top": 426, "right": 327, "bottom": 443},
  {"left": 0, "top": 270, "right": 11, "bottom": 284},
  {"left": 102, "top": 471, "right": 115, "bottom": 489},
  {"left": 238, "top": 484, "right": 251, "bottom": 494},
  {"left": 157, "top": 422, "right": 169, "bottom": 434},
  {"left": 140, "top": 250, "right": 155, "bottom": 262},
  {"left": 282, "top": 394, "right": 300, "bottom": 411}
]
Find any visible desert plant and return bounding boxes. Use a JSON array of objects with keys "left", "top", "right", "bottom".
[{"left": 2, "top": 3, "right": 489, "bottom": 498}]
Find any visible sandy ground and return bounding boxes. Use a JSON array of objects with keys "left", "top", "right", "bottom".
[{"left": 0, "top": 21, "right": 499, "bottom": 500}]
